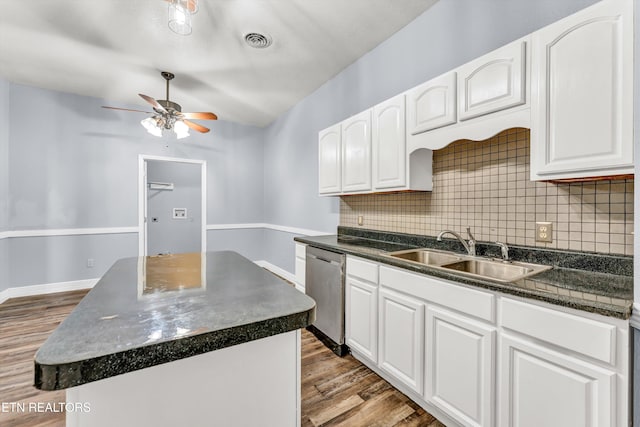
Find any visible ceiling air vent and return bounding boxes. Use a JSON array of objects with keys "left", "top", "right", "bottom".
[{"left": 244, "top": 32, "right": 272, "bottom": 49}]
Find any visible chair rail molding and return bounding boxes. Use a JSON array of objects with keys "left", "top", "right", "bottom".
[{"left": 0, "top": 227, "right": 139, "bottom": 239}]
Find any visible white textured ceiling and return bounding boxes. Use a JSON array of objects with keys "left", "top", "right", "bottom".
[{"left": 0, "top": 0, "right": 437, "bottom": 126}]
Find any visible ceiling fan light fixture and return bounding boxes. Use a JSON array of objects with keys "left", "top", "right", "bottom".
[
  {"left": 141, "top": 117, "right": 163, "bottom": 137},
  {"left": 174, "top": 120, "right": 190, "bottom": 139},
  {"left": 168, "top": 0, "right": 193, "bottom": 36}
]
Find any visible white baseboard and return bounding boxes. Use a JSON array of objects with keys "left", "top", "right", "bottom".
[
  {"left": 0, "top": 278, "right": 98, "bottom": 305},
  {"left": 254, "top": 260, "right": 304, "bottom": 292}
]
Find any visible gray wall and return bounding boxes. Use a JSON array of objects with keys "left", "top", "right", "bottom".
[
  {"left": 147, "top": 160, "right": 202, "bottom": 255},
  {"left": 0, "top": 78, "right": 8, "bottom": 230},
  {"left": 261, "top": 0, "right": 600, "bottom": 272},
  {"left": 3, "top": 81, "right": 265, "bottom": 288},
  {"left": 0, "top": 78, "right": 9, "bottom": 291},
  {"left": 207, "top": 229, "right": 265, "bottom": 262},
  {"left": 9, "top": 234, "right": 137, "bottom": 287}
]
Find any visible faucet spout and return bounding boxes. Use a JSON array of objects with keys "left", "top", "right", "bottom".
[
  {"left": 495, "top": 242, "right": 510, "bottom": 261},
  {"left": 437, "top": 228, "right": 476, "bottom": 256}
]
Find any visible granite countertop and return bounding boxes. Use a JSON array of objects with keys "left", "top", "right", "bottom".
[
  {"left": 34, "top": 251, "right": 316, "bottom": 391},
  {"left": 295, "top": 229, "right": 633, "bottom": 320}
]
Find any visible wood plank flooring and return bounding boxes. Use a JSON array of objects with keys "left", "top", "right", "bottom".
[
  {"left": 0, "top": 291, "right": 444, "bottom": 427},
  {"left": 301, "top": 330, "right": 443, "bottom": 427},
  {"left": 0, "top": 290, "right": 89, "bottom": 427}
]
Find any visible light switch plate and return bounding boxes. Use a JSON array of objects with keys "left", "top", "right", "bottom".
[{"left": 536, "top": 222, "right": 553, "bottom": 242}]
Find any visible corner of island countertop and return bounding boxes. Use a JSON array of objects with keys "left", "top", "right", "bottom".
[{"left": 34, "top": 251, "right": 316, "bottom": 391}]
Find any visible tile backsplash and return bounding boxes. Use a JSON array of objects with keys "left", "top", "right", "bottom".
[{"left": 340, "top": 128, "right": 634, "bottom": 256}]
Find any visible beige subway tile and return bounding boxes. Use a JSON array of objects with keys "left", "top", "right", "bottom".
[
  {"left": 569, "top": 241, "right": 582, "bottom": 251},
  {"left": 569, "top": 222, "right": 582, "bottom": 232},
  {"left": 609, "top": 244, "right": 625, "bottom": 254},
  {"left": 581, "top": 232, "right": 595, "bottom": 242}
]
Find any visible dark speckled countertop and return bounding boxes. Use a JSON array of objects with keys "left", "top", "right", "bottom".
[
  {"left": 295, "top": 227, "right": 633, "bottom": 320},
  {"left": 34, "top": 251, "right": 316, "bottom": 391}
]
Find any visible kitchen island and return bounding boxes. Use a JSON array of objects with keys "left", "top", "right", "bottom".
[{"left": 34, "top": 251, "right": 316, "bottom": 427}]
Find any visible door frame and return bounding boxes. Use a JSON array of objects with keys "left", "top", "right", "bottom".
[{"left": 138, "top": 154, "right": 207, "bottom": 256}]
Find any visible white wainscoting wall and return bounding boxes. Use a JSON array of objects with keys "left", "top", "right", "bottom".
[{"left": 0, "top": 223, "right": 325, "bottom": 302}]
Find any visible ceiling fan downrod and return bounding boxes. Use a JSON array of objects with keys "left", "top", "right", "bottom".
[{"left": 157, "top": 71, "right": 181, "bottom": 112}]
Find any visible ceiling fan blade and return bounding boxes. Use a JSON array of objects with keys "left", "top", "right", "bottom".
[
  {"left": 139, "top": 93, "right": 167, "bottom": 113},
  {"left": 102, "top": 106, "right": 151, "bottom": 113},
  {"left": 180, "top": 112, "right": 218, "bottom": 120},
  {"left": 183, "top": 120, "right": 210, "bottom": 133}
]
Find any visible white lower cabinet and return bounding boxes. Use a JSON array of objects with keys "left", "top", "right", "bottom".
[
  {"left": 425, "top": 306, "right": 496, "bottom": 427},
  {"left": 342, "top": 256, "right": 628, "bottom": 427},
  {"left": 294, "top": 243, "right": 306, "bottom": 292},
  {"left": 499, "top": 333, "right": 616, "bottom": 427},
  {"left": 345, "top": 276, "right": 378, "bottom": 363},
  {"left": 379, "top": 288, "right": 424, "bottom": 395}
]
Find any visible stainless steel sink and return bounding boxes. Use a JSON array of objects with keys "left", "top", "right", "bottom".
[
  {"left": 387, "top": 249, "right": 462, "bottom": 266},
  {"left": 386, "top": 248, "right": 551, "bottom": 283},
  {"left": 441, "top": 259, "right": 551, "bottom": 282}
]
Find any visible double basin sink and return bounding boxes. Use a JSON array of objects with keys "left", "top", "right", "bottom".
[{"left": 386, "top": 248, "right": 551, "bottom": 283}]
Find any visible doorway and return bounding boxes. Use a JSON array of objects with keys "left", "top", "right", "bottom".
[{"left": 138, "top": 155, "right": 207, "bottom": 256}]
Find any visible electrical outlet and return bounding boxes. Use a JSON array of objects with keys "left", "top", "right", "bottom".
[
  {"left": 357, "top": 215, "right": 364, "bottom": 226},
  {"left": 87, "top": 258, "right": 95, "bottom": 268},
  {"left": 536, "top": 222, "right": 553, "bottom": 243},
  {"left": 173, "top": 208, "right": 187, "bottom": 219}
]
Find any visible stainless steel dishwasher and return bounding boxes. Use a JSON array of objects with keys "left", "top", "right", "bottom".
[{"left": 305, "top": 246, "right": 348, "bottom": 356}]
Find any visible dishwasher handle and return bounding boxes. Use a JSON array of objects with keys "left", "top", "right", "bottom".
[{"left": 307, "top": 253, "right": 342, "bottom": 267}]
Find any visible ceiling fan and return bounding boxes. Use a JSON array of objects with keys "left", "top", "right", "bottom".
[{"left": 102, "top": 71, "right": 217, "bottom": 138}]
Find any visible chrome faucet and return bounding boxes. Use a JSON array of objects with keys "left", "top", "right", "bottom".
[
  {"left": 437, "top": 227, "right": 476, "bottom": 256},
  {"left": 495, "top": 242, "right": 510, "bottom": 261}
]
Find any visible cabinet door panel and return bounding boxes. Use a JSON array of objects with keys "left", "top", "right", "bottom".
[
  {"left": 499, "top": 334, "right": 615, "bottom": 427},
  {"left": 531, "top": 0, "right": 633, "bottom": 179},
  {"left": 425, "top": 307, "right": 495, "bottom": 427},
  {"left": 458, "top": 40, "right": 526, "bottom": 121},
  {"left": 407, "top": 73, "right": 457, "bottom": 135},
  {"left": 346, "top": 277, "right": 378, "bottom": 363},
  {"left": 379, "top": 288, "right": 424, "bottom": 394},
  {"left": 373, "top": 95, "right": 406, "bottom": 189},
  {"left": 318, "top": 124, "right": 341, "bottom": 194},
  {"left": 342, "top": 110, "right": 372, "bottom": 192}
]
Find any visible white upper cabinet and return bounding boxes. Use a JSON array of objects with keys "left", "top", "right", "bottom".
[
  {"left": 530, "top": 0, "right": 633, "bottom": 180},
  {"left": 406, "top": 39, "right": 530, "bottom": 152},
  {"left": 458, "top": 41, "right": 526, "bottom": 121},
  {"left": 407, "top": 73, "right": 457, "bottom": 135},
  {"left": 341, "top": 110, "right": 372, "bottom": 193},
  {"left": 373, "top": 94, "right": 406, "bottom": 190},
  {"left": 318, "top": 123, "right": 341, "bottom": 194}
]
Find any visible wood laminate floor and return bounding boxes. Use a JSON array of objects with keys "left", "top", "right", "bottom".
[{"left": 0, "top": 291, "right": 444, "bottom": 427}]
